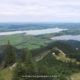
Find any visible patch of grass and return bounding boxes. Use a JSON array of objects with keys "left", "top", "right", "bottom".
[
  {"left": 71, "top": 73, "right": 80, "bottom": 80},
  {"left": 0, "top": 68, "right": 13, "bottom": 80}
]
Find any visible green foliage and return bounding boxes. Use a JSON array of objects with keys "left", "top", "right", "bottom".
[
  {"left": 38, "top": 52, "right": 80, "bottom": 80},
  {"left": 20, "top": 48, "right": 28, "bottom": 63},
  {"left": 12, "top": 62, "right": 26, "bottom": 80},
  {"left": 4, "top": 41, "right": 16, "bottom": 68},
  {"left": 12, "top": 48, "right": 38, "bottom": 80}
]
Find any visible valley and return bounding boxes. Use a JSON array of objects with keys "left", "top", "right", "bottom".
[{"left": 0, "top": 23, "right": 80, "bottom": 80}]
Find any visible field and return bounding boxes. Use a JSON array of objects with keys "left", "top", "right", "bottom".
[{"left": 0, "top": 34, "right": 51, "bottom": 49}]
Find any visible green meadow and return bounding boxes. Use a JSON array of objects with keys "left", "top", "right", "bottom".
[{"left": 0, "top": 34, "right": 51, "bottom": 49}]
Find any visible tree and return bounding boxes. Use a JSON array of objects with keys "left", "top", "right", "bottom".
[
  {"left": 24, "top": 48, "right": 38, "bottom": 76},
  {"left": 4, "top": 41, "right": 16, "bottom": 68},
  {"left": 20, "top": 48, "right": 27, "bottom": 63},
  {"left": 12, "top": 48, "right": 38, "bottom": 80},
  {"left": 12, "top": 61, "right": 26, "bottom": 80}
]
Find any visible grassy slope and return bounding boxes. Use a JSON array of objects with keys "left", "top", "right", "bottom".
[
  {"left": 53, "top": 51, "right": 80, "bottom": 80},
  {"left": 71, "top": 73, "right": 80, "bottom": 80},
  {"left": 37, "top": 49, "right": 80, "bottom": 80},
  {"left": 0, "top": 68, "right": 13, "bottom": 80},
  {"left": 53, "top": 50, "right": 80, "bottom": 64}
]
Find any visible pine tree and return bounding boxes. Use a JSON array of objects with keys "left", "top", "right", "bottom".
[
  {"left": 23, "top": 48, "right": 38, "bottom": 75},
  {"left": 20, "top": 48, "right": 32, "bottom": 64},
  {"left": 12, "top": 61, "right": 26, "bottom": 80},
  {"left": 4, "top": 41, "right": 16, "bottom": 68},
  {"left": 25, "top": 48, "right": 32, "bottom": 64},
  {"left": 20, "top": 48, "right": 27, "bottom": 63},
  {"left": 12, "top": 48, "right": 38, "bottom": 80}
]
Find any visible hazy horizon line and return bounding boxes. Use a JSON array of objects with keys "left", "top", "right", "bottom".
[{"left": 0, "top": 22, "right": 80, "bottom": 24}]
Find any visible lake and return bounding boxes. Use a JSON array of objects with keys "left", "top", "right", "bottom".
[{"left": 51, "top": 35, "right": 80, "bottom": 41}]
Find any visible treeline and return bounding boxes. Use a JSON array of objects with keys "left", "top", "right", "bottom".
[{"left": 31, "top": 40, "right": 80, "bottom": 61}]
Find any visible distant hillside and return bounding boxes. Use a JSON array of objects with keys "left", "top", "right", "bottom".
[
  {"left": 32, "top": 40, "right": 80, "bottom": 62},
  {"left": 38, "top": 51, "right": 80, "bottom": 80}
]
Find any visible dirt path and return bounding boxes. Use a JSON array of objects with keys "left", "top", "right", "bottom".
[{"left": 35, "top": 51, "right": 50, "bottom": 61}]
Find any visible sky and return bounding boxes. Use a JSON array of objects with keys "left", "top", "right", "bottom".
[{"left": 0, "top": 0, "right": 80, "bottom": 22}]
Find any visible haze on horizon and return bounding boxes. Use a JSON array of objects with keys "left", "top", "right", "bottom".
[{"left": 0, "top": 0, "right": 80, "bottom": 23}]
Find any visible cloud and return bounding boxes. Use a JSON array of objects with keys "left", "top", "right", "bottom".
[{"left": 0, "top": 0, "right": 80, "bottom": 22}]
